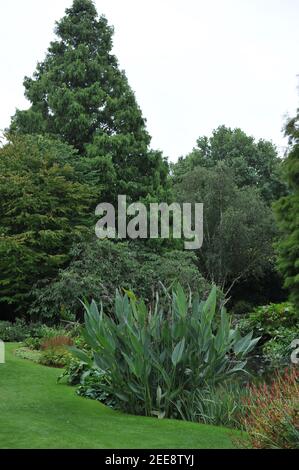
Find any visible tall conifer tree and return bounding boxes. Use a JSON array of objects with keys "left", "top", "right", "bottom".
[
  {"left": 274, "top": 110, "right": 299, "bottom": 308},
  {"left": 11, "top": 0, "right": 167, "bottom": 200}
]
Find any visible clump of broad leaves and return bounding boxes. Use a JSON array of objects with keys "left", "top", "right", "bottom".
[{"left": 71, "top": 285, "right": 259, "bottom": 418}]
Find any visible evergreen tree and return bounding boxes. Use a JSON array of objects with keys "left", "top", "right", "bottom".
[
  {"left": 10, "top": 0, "right": 167, "bottom": 201},
  {"left": 0, "top": 134, "right": 96, "bottom": 315},
  {"left": 274, "top": 111, "right": 299, "bottom": 309}
]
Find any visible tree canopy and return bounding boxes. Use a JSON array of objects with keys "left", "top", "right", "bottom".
[
  {"left": 29, "top": 239, "right": 210, "bottom": 321},
  {"left": 173, "top": 162, "right": 276, "bottom": 293},
  {"left": 172, "top": 125, "right": 286, "bottom": 204},
  {"left": 0, "top": 134, "right": 95, "bottom": 314},
  {"left": 10, "top": 0, "right": 168, "bottom": 201}
]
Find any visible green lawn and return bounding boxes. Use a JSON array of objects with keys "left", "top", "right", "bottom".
[{"left": 0, "top": 343, "right": 240, "bottom": 449}]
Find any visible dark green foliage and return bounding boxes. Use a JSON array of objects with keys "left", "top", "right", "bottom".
[
  {"left": 262, "top": 327, "right": 299, "bottom": 362},
  {"left": 23, "top": 337, "right": 43, "bottom": 351},
  {"left": 238, "top": 302, "right": 299, "bottom": 361},
  {"left": 73, "top": 286, "right": 259, "bottom": 418},
  {"left": 173, "top": 125, "right": 286, "bottom": 204},
  {"left": 173, "top": 163, "right": 276, "bottom": 291},
  {"left": 0, "top": 319, "right": 30, "bottom": 342},
  {"left": 230, "top": 268, "right": 286, "bottom": 315},
  {"left": 171, "top": 126, "right": 286, "bottom": 305},
  {"left": 29, "top": 239, "right": 210, "bottom": 321},
  {"left": 239, "top": 302, "right": 298, "bottom": 337},
  {"left": 76, "top": 368, "right": 116, "bottom": 409},
  {"left": 0, "top": 319, "right": 73, "bottom": 344},
  {"left": 0, "top": 134, "right": 95, "bottom": 314},
  {"left": 10, "top": 0, "right": 145, "bottom": 152},
  {"left": 57, "top": 354, "right": 114, "bottom": 403},
  {"left": 10, "top": 0, "right": 168, "bottom": 202},
  {"left": 231, "top": 300, "right": 255, "bottom": 316},
  {"left": 274, "top": 111, "right": 299, "bottom": 309},
  {"left": 58, "top": 358, "right": 90, "bottom": 385}
]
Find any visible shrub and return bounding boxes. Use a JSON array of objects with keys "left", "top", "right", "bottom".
[
  {"left": 29, "top": 239, "right": 210, "bottom": 321},
  {"left": 240, "top": 368, "right": 299, "bottom": 449},
  {"left": 0, "top": 319, "right": 77, "bottom": 345},
  {"left": 232, "top": 300, "right": 254, "bottom": 316},
  {"left": 72, "top": 285, "right": 259, "bottom": 418},
  {"left": 263, "top": 327, "right": 299, "bottom": 362},
  {"left": 39, "top": 347, "right": 72, "bottom": 368},
  {"left": 238, "top": 302, "right": 299, "bottom": 361},
  {"left": 0, "top": 321, "right": 14, "bottom": 341},
  {"left": 58, "top": 359, "right": 90, "bottom": 386},
  {"left": 58, "top": 355, "right": 116, "bottom": 407},
  {"left": 239, "top": 302, "right": 298, "bottom": 340},
  {"left": 38, "top": 334, "right": 74, "bottom": 368},
  {"left": 23, "top": 337, "right": 42, "bottom": 350},
  {"left": 41, "top": 335, "right": 73, "bottom": 350},
  {"left": 77, "top": 369, "right": 116, "bottom": 409},
  {"left": 0, "top": 319, "right": 31, "bottom": 342},
  {"left": 14, "top": 342, "right": 71, "bottom": 368},
  {"left": 29, "top": 324, "right": 71, "bottom": 340},
  {"left": 23, "top": 324, "right": 75, "bottom": 350}
]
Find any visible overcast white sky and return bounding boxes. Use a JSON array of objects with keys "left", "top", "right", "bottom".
[{"left": 0, "top": 0, "right": 298, "bottom": 161}]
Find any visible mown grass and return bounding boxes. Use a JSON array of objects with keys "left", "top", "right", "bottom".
[{"left": 0, "top": 344, "right": 241, "bottom": 449}]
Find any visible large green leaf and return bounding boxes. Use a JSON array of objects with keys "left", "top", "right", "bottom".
[
  {"left": 174, "top": 283, "right": 188, "bottom": 318},
  {"left": 68, "top": 347, "right": 91, "bottom": 365},
  {"left": 202, "top": 285, "right": 217, "bottom": 324},
  {"left": 171, "top": 338, "right": 186, "bottom": 366},
  {"left": 80, "top": 285, "right": 259, "bottom": 418}
]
